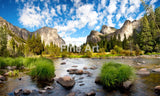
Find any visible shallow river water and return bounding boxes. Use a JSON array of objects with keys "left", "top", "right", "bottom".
[{"left": 1, "top": 58, "right": 160, "bottom": 96}]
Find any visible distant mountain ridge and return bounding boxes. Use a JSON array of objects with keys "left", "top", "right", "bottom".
[
  {"left": 87, "top": 19, "right": 141, "bottom": 43},
  {"left": 0, "top": 17, "right": 65, "bottom": 46}
]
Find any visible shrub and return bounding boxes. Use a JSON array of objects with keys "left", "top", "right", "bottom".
[
  {"left": 100, "top": 62, "right": 135, "bottom": 87},
  {"left": 30, "top": 58, "right": 55, "bottom": 81},
  {"left": 0, "top": 57, "right": 6, "bottom": 69},
  {"left": 8, "top": 70, "right": 19, "bottom": 77}
]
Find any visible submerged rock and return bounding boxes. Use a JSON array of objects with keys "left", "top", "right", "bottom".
[
  {"left": 72, "top": 65, "right": 78, "bottom": 67},
  {"left": 83, "top": 67, "right": 88, "bottom": 70},
  {"left": 67, "top": 92, "right": 76, "bottom": 96},
  {"left": 76, "top": 70, "right": 83, "bottom": 75},
  {"left": 0, "top": 80, "right": 3, "bottom": 84},
  {"left": 23, "top": 89, "right": 32, "bottom": 95},
  {"left": 86, "top": 91, "right": 96, "bottom": 96},
  {"left": 79, "top": 84, "right": 85, "bottom": 86},
  {"left": 57, "top": 76, "right": 75, "bottom": 88},
  {"left": 61, "top": 62, "right": 66, "bottom": 65},
  {"left": 90, "top": 66, "right": 97, "bottom": 70},
  {"left": 136, "top": 68, "right": 150, "bottom": 75}
]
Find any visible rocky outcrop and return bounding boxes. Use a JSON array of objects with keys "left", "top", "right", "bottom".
[
  {"left": 86, "top": 19, "right": 141, "bottom": 43},
  {"left": 86, "top": 30, "right": 103, "bottom": 43},
  {"left": 100, "top": 25, "right": 116, "bottom": 34},
  {"left": 0, "top": 17, "right": 65, "bottom": 46},
  {"left": 33, "top": 27, "right": 65, "bottom": 46}
]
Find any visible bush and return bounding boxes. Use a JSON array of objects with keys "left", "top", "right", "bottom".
[
  {"left": 0, "top": 57, "right": 7, "bottom": 69},
  {"left": 100, "top": 62, "right": 135, "bottom": 87},
  {"left": 30, "top": 58, "right": 55, "bottom": 81}
]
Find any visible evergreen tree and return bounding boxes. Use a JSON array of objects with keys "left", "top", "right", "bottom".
[
  {"left": 122, "top": 34, "right": 127, "bottom": 49},
  {"left": 140, "top": 16, "right": 154, "bottom": 53}
]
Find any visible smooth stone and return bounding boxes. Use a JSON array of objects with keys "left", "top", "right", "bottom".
[
  {"left": 44, "top": 86, "right": 53, "bottom": 90},
  {"left": 14, "top": 89, "right": 23, "bottom": 95},
  {"left": 86, "top": 91, "right": 96, "bottom": 96},
  {"left": 136, "top": 68, "right": 150, "bottom": 75},
  {"left": 57, "top": 76, "right": 75, "bottom": 88},
  {"left": 79, "top": 84, "right": 85, "bottom": 86},
  {"left": 90, "top": 66, "right": 97, "bottom": 70},
  {"left": 123, "top": 80, "right": 134, "bottom": 89},
  {"left": 66, "top": 92, "right": 76, "bottom": 96},
  {"left": 38, "top": 90, "right": 46, "bottom": 94},
  {"left": 83, "top": 67, "right": 88, "bottom": 70},
  {"left": 23, "top": 89, "right": 32, "bottom": 95},
  {"left": 79, "top": 77, "right": 84, "bottom": 80},
  {"left": 76, "top": 70, "right": 83, "bottom": 75},
  {"left": 152, "top": 68, "right": 160, "bottom": 72}
]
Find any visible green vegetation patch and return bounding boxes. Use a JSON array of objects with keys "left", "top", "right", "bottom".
[{"left": 100, "top": 62, "right": 135, "bottom": 87}]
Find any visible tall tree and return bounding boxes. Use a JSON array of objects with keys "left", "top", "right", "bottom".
[{"left": 140, "top": 16, "right": 154, "bottom": 53}]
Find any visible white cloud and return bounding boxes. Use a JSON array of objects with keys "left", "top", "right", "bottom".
[
  {"left": 107, "top": 15, "right": 115, "bottom": 27},
  {"left": 136, "top": 11, "right": 145, "bottom": 20},
  {"left": 19, "top": 3, "right": 57, "bottom": 28},
  {"left": 95, "top": 26, "right": 100, "bottom": 30},
  {"left": 116, "top": 13, "right": 121, "bottom": 21},
  {"left": 127, "top": 17, "right": 134, "bottom": 21},
  {"left": 119, "top": 0, "right": 128, "bottom": 14},
  {"left": 150, "top": 0, "right": 158, "bottom": 9},
  {"left": 107, "top": 0, "right": 118, "bottom": 14},
  {"left": 56, "top": 5, "right": 62, "bottom": 15},
  {"left": 69, "top": 8, "right": 74, "bottom": 15},
  {"left": 62, "top": 4, "right": 67, "bottom": 12}
]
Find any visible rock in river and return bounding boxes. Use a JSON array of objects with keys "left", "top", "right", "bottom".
[
  {"left": 44, "top": 86, "right": 53, "bottom": 90},
  {"left": 61, "top": 62, "right": 66, "bottom": 65},
  {"left": 0, "top": 75, "right": 6, "bottom": 81},
  {"left": 86, "top": 91, "right": 96, "bottom": 96},
  {"left": 66, "top": 92, "right": 76, "bottom": 96},
  {"left": 14, "top": 88, "right": 23, "bottom": 96},
  {"left": 136, "top": 68, "right": 150, "bottom": 75},
  {"left": 23, "top": 89, "right": 32, "bottom": 95},
  {"left": 57, "top": 76, "right": 75, "bottom": 88},
  {"left": 95, "top": 76, "right": 101, "bottom": 84},
  {"left": 154, "top": 86, "right": 160, "bottom": 94},
  {"left": 152, "top": 68, "right": 160, "bottom": 72},
  {"left": 123, "top": 80, "right": 134, "bottom": 89}
]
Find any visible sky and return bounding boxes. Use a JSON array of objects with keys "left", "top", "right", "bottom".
[{"left": 0, "top": 0, "right": 160, "bottom": 46}]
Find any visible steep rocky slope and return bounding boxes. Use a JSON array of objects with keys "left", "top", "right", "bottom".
[
  {"left": 0, "top": 17, "right": 65, "bottom": 46},
  {"left": 87, "top": 19, "right": 141, "bottom": 43}
]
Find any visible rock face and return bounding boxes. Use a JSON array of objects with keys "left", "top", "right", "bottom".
[
  {"left": 33, "top": 27, "right": 65, "bottom": 46},
  {"left": 100, "top": 25, "right": 116, "bottom": 34},
  {"left": 0, "top": 17, "right": 65, "bottom": 46},
  {"left": 86, "top": 19, "right": 141, "bottom": 43},
  {"left": 86, "top": 30, "right": 103, "bottom": 43}
]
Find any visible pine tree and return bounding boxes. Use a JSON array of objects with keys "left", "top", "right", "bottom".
[
  {"left": 122, "top": 34, "right": 127, "bottom": 49},
  {"left": 140, "top": 15, "right": 154, "bottom": 53}
]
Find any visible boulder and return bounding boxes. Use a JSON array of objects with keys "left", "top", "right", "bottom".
[
  {"left": 44, "top": 86, "right": 53, "bottom": 90},
  {"left": 155, "top": 86, "right": 160, "bottom": 94},
  {"left": 86, "top": 91, "right": 96, "bottom": 96},
  {"left": 23, "top": 89, "right": 32, "bottom": 95},
  {"left": 57, "top": 76, "right": 75, "bottom": 88},
  {"left": 152, "top": 68, "right": 160, "bottom": 72},
  {"left": 83, "top": 67, "right": 88, "bottom": 70},
  {"left": 123, "top": 80, "right": 134, "bottom": 89},
  {"left": 67, "top": 92, "right": 76, "bottom": 96},
  {"left": 90, "top": 66, "right": 97, "bottom": 70},
  {"left": 76, "top": 70, "right": 83, "bottom": 75},
  {"left": 14, "top": 89, "right": 23, "bottom": 96},
  {"left": 0, "top": 80, "right": 3, "bottom": 84},
  {"left": 0, "top": 75, "right": 6, "bottom": 81},
  {"left": 136, "top": 68, "right": 150, "bottom": 75}
]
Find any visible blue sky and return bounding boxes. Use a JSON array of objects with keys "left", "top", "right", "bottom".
[{"left": 0, "top": 0, "right": 160, "bottom": 45}]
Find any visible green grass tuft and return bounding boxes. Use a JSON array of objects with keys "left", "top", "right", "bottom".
[
  {"left": 30, "top": 58, "right": 55, "bottom": 81},
  {"left": 100, "top": 62, "right": 135, "bottom": 87}
]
